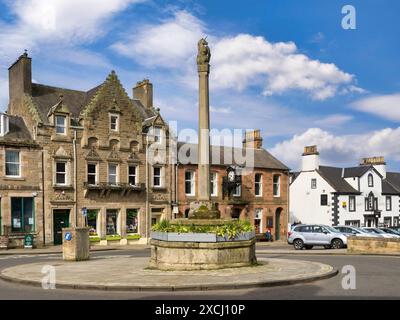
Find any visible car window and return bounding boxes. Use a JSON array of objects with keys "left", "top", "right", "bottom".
[
  {"left": 295, "top": 226, "right": 312, "bottom": 233},
  {"left": 313, "top": 226, "right": 325, "bottom": 233}
]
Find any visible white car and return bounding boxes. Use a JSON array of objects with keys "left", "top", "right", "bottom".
[
  {"left": 334, "top": 226, "right": 382, "bottom": 238},
  {"left": 288, "top": 224, "right": 347, "bottom": 250},
  {"left": 362, "top": 227, "right": 400, "bottom": 239}
]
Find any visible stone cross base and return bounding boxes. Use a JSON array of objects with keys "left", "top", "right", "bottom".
[{"left": 188, "top": 201, "right": 220, "bottom": 219}]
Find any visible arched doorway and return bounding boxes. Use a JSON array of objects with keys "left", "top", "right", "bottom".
[{"left": 275, "top": 208, "right": 283, "bottom": 241}]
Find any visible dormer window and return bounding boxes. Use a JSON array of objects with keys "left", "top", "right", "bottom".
[
  {"left": 55, "top": 115, "right": 66, "bottom": 135},
  {"left": 110, "top": 114, "right": 119, "bottom": 132},
  {"left": 0, "top": 113, "right": 10, "bottom": 136}
]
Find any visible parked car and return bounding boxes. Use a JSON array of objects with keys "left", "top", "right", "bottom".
[
  {"left": 362, "top": 227, "right": 400, "bottom": 239},
  {"left": 389, "top": 226, "right": 400, "bottom": 233},
  {"left": 334, "top": 226, "right": 381, "bottom": 238},
  {"left": 379, "top": 228, "right": 400, "bottom": 237},
  {"left": 288, "top": 224, "right": 347, "bottom": 250}
]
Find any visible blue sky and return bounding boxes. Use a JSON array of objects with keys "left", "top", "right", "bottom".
[{"left": 1, "top": 0, "right": 400, "bottom": 170}]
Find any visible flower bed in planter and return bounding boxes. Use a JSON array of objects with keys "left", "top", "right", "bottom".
[{"left": 151, "top": 219, "right": 256, "bottom": 243}]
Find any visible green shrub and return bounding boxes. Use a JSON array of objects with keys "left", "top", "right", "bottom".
[
  {"left": 89, "top": 236, "right": 100, "bottom": 242},
  {"left": 151, "top": 219, "right": 254, "bottom": 239},
  {"left": 106, "top": 234, "right": 121, "bottom": 241},
  {"left": 127, "top": 234, "right": 141, "bottom": 240}
]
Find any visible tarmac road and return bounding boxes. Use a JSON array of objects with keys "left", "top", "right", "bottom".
[{"left": 0, "top": 246, "right": 399, "bottom": 299}]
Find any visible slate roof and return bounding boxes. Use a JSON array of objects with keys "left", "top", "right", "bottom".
[
  {"left": 30, "top": 80, "right": 156, "bottom": 124},
  {"left": 317, "top": 166, "right": 360, "bottom": 194},
  {"left": 342, "top": 165, "right": 373, "bottom": 178},
  {"left": 0, "top": 115, "right": 38, "bottom": 147},
  {"left": 384, "top": 172, "right": 400, "bottom": 194},
  {"left": 176, "top": 142, "right": 289, "bottom": 170}
]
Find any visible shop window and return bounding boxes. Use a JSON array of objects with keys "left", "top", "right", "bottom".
[
  {"left": 87, "top": 210, "right": 98, "bottom": 236},
  {"left": 106, "top": 210, "right": 118, "bottom": 235},
  {"left": 126, "top": 209, "right": 138, "bottom": 234},
  {"left": 11, "top": 197, "right": 34, "bottom": 233}
]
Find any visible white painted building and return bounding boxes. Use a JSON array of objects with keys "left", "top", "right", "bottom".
[{"left": 290, "top": 146, "right": 400, "bottom": 228}]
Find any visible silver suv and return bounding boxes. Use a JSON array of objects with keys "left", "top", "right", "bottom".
[{"left": 288, "top": 224, "right": 347, "bottom": 250}]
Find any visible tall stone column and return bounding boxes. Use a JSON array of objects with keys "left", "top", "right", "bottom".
[
  {"left": 197, "top": 63, "right": 211, "bottom": 201},
  {"left": 188, "top": 38, "right": 220, "bottom": 219}
]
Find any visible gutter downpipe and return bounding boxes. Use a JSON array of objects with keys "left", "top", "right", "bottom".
[
  {"left": 42, "top": 150, "right": 45, "bottom": 246},
  {"left": 73, "top": 129, "right": 78, "bottom": 227},
  {"left": 145, "top": 136, "right": 150, "bottom": 243}
]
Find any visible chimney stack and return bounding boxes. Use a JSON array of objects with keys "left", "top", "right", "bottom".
[
  {"left": 242, "top": 129, "right": 263, "bottom": 149},
  {"left": 133, "top": 79, "right": 153, "bottom": 109},
  {"left": 360, "top": 156, "right": 386, "bottom": 178},
  {"left": 301, "top": 145, "right": 319, "bottom": 171},
  {"left": 8, "top": 51, "right": 32, "bottom": 110}
]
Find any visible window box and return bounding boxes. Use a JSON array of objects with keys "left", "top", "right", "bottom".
[
  {"left": 126, "top": 233, "right": 141, "bottom": 240},
  {"left": 89, "top": 236, "right": 101, "bottom": 243},
  {"left": 105, "top": 234, "right": 121, "bottom": 241}
]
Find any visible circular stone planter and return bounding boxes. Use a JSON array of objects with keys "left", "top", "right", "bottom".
[{"left": 149, "top": 236, "right": 257, "bottom": 271}]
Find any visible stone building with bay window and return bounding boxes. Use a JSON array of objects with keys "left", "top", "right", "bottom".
[
  {"left": 176, "top": 130, "right": 290, "bottom": 241},
  {"left": 3, "top": 52, "right": 174, "bottom": 247}
]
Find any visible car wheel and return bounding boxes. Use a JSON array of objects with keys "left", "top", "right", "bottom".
[
  {"left": 331, "top": 238, "right": 344, "bottom": 249},
  {"left": 324, "top": 245, "right": 332, "bottom": 249},
  {"left": 305, "top": 245, "right": 313, "bottom": 250},
  {"left": 293, "top": 239, "right": 304, "bottom": 250}
]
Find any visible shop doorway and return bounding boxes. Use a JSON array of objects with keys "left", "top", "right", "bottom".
[{"left": 53, "top": 209, "right": 70, "bottom": 245}]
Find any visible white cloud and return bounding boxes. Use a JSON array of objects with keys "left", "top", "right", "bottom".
[
  {"left": 211, "top": 34, "right": 356, "bottom": 100},
  {"left": 350, "top": 93, "right": 400, "bottom": 121},
  {"left": 314, "top": 114, "right": 353, "bottom": 127},
  {"left": 111, "top": 10, "right": 205, "bottom": 67},
  {"left": 210, "top": 106, "right": 231, "bottom": 114},
  {"left": 112, "top": 10, "right": 360, "bottom": 101},
  {"left": 271, "top": 127, "right": 400, "bottom": 170},
  {"left": 0, "top": 0, "right": 144, "bottom": 63}
]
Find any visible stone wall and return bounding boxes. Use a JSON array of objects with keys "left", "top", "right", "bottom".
[{"left": 347, "top": 236, "right": 400, "bottom": 254}]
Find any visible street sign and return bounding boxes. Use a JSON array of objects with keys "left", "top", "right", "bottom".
[
  {"left": 24, "top": 234, "right": 33, "bottom": 249},
  {"left": 65, "top": 232, "right": 72, "bottom": 241}
]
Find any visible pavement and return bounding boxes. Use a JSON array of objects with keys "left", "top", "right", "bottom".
[
  {"left": 0, "top": 255, "right": 337, "bottom": 291},
  {"left": 0, "top": 244, "right": 150, "bottom": 255}
]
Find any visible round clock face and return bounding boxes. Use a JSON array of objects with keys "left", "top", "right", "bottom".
[{"left": 228, "top": 171, "right": 235, "bottom": 182}]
